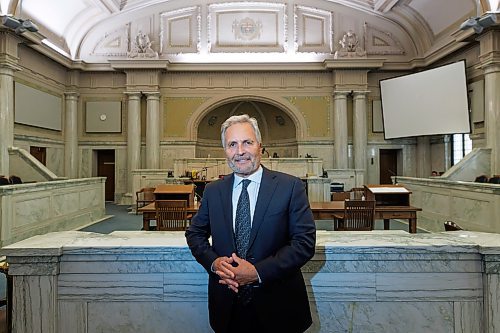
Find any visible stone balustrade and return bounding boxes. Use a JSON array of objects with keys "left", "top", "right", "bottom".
[
  {"left": 0, "top": 178, "right": 106, "bottom": 247},
  {"left": 2, "top": 230, "right": 499, "bottom": 332}
]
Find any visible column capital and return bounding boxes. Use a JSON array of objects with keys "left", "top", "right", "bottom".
[
  {"left": 477, "top": 28, "right": 500, "bottom": 67},
  {"left": 0, "top": 62, "right": 21, "bottom": 74},
  {"left": 144, "top": 92, "right": 161, "bottom": 100},
  {"left": 352, "top": 90, "right": 370, "bottom": 97},
  {"left": 481, "top": 63, "right": 500, "bottom": 75},
  {"left": 0, "top": 30, "right": 22, "bottom": 69},
  {"left": 64, "top": 91, "right": 80, "bottom": 98},
  {"left": 124, "top": 91, "right": 142, "bottom": 100},
  {"left": 333, "top": 91, "right": 350, "bottom": 99}
]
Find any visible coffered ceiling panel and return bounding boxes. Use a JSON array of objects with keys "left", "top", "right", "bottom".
[{"left": 0, "top": 0, "right": 494, "bottom": 69}]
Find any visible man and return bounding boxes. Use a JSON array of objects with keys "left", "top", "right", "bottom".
[{"left": 185, "top": 114, "right": 316, "bottom": 333}]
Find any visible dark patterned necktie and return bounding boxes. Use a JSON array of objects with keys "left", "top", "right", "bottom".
[
  {"left": 234, "top": 179, "right": 253, "bottom": 306},
  {"left": 235, "top": 179, "right": 251, "bottom": 259}
]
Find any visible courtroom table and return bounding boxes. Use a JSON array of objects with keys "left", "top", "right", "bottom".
[
  {"left": 154, "top": 184, "right": 195, "bottom": 204},
  {"left": 309, "top": 201, "right": 422, "bottom": 233},
  {"left": 138, "top": 202, "right": 199, "bottom": 231}
]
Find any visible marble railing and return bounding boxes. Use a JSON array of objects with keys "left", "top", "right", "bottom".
[
  {"left": 398, "top": 176, "right": 500, "bottom": 233},
  {"left": 174, "top": 157, "right": 323, "bottom": 180},
  {"left": 131, "top": 158, "right": 329, "bottom": 206},
  {"left": 0, "top": 178, "right": 106, "bottom": 247},
  {"left": 2, "top": 230, "right": 499, "bottom": 332}
]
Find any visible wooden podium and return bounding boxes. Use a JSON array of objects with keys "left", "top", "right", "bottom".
[
  {"left": 154, "top": 184, "right": 195, "bottom": 207},
  {"left": 363, "top": 184, "right": 421, "bottom": 233},
  {"left": 364, "top": 184, "right": 410, "bottom": 206}
]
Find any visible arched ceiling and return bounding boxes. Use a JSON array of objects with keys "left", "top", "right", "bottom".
[{"left": 1, "top": 0, "right": 498, "bottom": 70}]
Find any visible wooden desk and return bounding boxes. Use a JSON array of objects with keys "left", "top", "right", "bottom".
[
  {"left": 138, "top": 202, "right": 199, "bottom": 231},
  {"left": 154, "top": 184, "right": 195, "bottom": 206},
  {"left": 309, "top": 201, "right": 422, "bottom": 233}
]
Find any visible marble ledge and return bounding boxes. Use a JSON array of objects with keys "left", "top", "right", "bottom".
[
  {"left": 0, "top": 177, "right": 105, "bottom": 194},
  {"left": 2, "top": 230, "right": 500, "bottom": 258},
  {"left": 398, "top": 176, "right": 500, "bottom": 193}
]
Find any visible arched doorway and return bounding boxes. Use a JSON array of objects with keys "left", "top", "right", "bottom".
[{"left": 196, "top": 100, "right": 298, "bottom": 158}]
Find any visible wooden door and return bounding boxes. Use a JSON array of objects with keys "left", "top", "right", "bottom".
[
  {"left": 97, "top": 150, "right": 115, "bottom": 201},
  {"left": 379, "top": 149, "right": 398, "bottom": 184},
  {"left": 30, "top": 146, "right": 46, "bottom": 165}
]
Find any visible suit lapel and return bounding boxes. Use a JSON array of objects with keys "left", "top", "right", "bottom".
[
  {"left": 248, "top": 168, "right": 278, "bottom": 250},
  {"left": 219, "top": 173, "right": 237, "bottom": 249}
]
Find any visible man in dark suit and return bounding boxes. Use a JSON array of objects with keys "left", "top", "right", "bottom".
[{"left": 185, "top": 114, "right": 316, "bottom": 333}]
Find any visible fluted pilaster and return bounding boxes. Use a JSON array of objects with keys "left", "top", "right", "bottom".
[
  {"left": 0, "top": 66, "right": 16, "bottom": 176},
  {"left": 0, "top": 32, "right": 21, "bottom": 176},
  {"left": 333, "top": 91, "right": 349, "bottom": 169},
  {"left": 483, "top": 64, "right": 500, "bottom": 174},
  {"left": 477, "top": 29, "right": 500, "bottom": 175},
  {"left": 353, "top": 91, "right": 368, "bottom": 175},
  {"left": 64, "top": 92, "right": 79, "bottom": 178},
  {"left": 126, "top": 92, "right": 142, "bottom": 193},
  {"left": 145, "top": 92, "right": 161, "bottom": 169}
]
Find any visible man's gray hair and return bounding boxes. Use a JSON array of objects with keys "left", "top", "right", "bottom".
[{"left": 221, "top": 114, "right": 262, "bottom": 148}]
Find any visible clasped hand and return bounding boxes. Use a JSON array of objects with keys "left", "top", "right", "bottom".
[{"left": 214, "top": 253, "right": 258, "bottom": 293}]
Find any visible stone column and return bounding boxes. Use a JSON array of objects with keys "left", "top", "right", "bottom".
[
  {"left": 64, "top": 92, "right": 79, "bottom": 178},
  {"left": 333, "top": 91, "right": 349, "bottom": 169},
  {"left": 483, "top": 64, "right": 500, "bottom": 175},
  {"left": 416, "top": 136, "right": 431, "bottom": 177},
  {"left": 0, "top": 32, "right": 21, "bottom": 176},
  {"left": 145, "top": 92, "right": 161, "bottom": 169},
  {"left": 126, "top": 92, "right": 142, "bottom": 193},
  {"left": 477, "top": 30, "right": 500, "bottom": 175},
  {"left": 353, "top": 91, "right": 368, "bottom": 175},
  {"left": 0, "top": 66, "right": 16, "bottom": 176}
]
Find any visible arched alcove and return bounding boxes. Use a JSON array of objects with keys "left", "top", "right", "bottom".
[{"left": 196, "top": 100, "right": 297, "bottom": 158}]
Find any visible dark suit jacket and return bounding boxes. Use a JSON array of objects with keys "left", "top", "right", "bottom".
[{"left": 186, "top": 167, "right": 316, "bottom": 333}]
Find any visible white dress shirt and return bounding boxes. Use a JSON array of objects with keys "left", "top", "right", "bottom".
[{"left": 232, "top": 166, "right": 263, "bottom": 229}]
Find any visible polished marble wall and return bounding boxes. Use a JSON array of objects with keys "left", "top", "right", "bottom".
[{"left": 2, "top": 230, "right": 499, "bottom": 333}]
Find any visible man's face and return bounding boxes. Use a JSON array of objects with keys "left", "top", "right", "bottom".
[{"left": 224, "top": 122, "right": 262, "bottom": 177}]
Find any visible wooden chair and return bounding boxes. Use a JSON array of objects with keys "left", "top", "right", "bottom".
[
  {"left": 155, "top": 200, "right": 189, "bottom": 231},
  {"left": 350, "top": 187, "right": 366, "bottom": 200},
  {"left": 333, "top": 200, "right": 376, "bottom": 231},
  {"left": 331, "top": 191, "right": 350, "bottom": 201},
  {"left": 136, "top": 187, "right": 156, "bottom": 214}
]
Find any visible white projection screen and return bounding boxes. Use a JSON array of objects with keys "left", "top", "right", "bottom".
[{"left": 380, "top": 61, "right": 470, "bottom": 139}]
